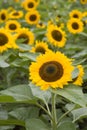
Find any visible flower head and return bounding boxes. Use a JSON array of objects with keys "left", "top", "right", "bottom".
[
  {"left": 67, "top": 18, "right": 84, "bottom": 34},
  {"left": 29, "top": 51, "right": 74, "bottom": 90},
  {"left": 46, "top": 24, "right": 66, "bottom": 47}
]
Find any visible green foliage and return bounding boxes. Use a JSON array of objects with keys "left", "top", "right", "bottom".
[{"left": 0, "top": 0, "right": 87, "bottom": 130}]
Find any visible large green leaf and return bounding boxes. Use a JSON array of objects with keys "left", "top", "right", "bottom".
[
  {"left": 57, "top": 121, "right": 76, "bottom": 130},
  {"left": 51, "top": 85, "right": 87, "bottom": 107},
  {"left": 0, "top": 60, "right": 9, "bottom": 68},
  {"left": 25, "top": 118, "right": 49, "bottom": 130},
  {"left": 0, "top": 119, "right": 25, "bottom": 127},
  {"left": 0, "top": 95, "right": 16, "bottom": 103},
  {"left": 9, "top": 107, "right": 39, "bottom": 121},
  {"left": 71, "top": 107, "right": 87, "bottom": 122},
  {"left": 19, "top": 52, "right": 39, "bottom": 61},
  {"left": 0, "top": 84, "right": 36, "bottom": 103},
  {"left": 29, "top": 83, "right": 51, "bottom": 104}
]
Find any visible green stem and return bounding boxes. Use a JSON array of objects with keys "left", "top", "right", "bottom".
[
  {"left": 57, "top": 108, "right": 74, "bottom": 126},
  {"left": 36, "top": 103, "right": 53, "bottom": 121},
  {"left": 51, "top": 93, "right": 57, "bottom": 130}
]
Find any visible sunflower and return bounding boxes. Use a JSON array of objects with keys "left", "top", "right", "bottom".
[
  {"left": 9, "top": 10, "right": 23, "bottom": 19},
  {"left": 29, "top": 51, "right": 74, "bottom": 90},
  {"left": 14, "top": 28, "right": 34, "bottom": 47},
  {"left": 22, "top": 0, "right": 38, "bottom": 11},
  {"left": 68, "top": 0, "right": 76, "bottom": 2},
  {"left": 0, "top": 28, "right": 16, "bottom": 53},
  {"left": 36, "top": 22, "right": 46, "bottom": 28},
  {"left": 67, "top": 18, "right": 84, "bottom": 34},
  {"left": 0, "top": 9, "right": 8, "bottom": 23},
  {"left": 69, "top": 10, "right": 82, "bottom": 19},
  {"left": 25, "top": 10, "right": 40, "bottom": 25},
  {"left": 5, "top": 20, "right": 21, "bottom": 33},
  {"left": 56, "top": 22, "right": 64, "bottom": 29},
  {"left": 14, "top": 0, "right": 19, "bottom": 2},
  {"left": 80, "top": 0, "right": 87, "bottom": 4},
  {"left": 72, "top": 65, "right": 84, "bottom": 86},
  {"left": 46, "top": 24, "right": 66, "bottom": 47},
  {"left": 31, "top": 41, "right": 50, "bottom": 54}
]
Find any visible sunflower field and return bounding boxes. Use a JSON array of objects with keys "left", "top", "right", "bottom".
[{"left": 0, "top": 0, "right": 87, "bottom": 130}]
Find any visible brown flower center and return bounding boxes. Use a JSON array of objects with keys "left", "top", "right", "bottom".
[
  {"left": 72, "top": 22, "right": 79, "bottom": 29},
  {"left": 9, "top": 24, "right": 17, "bottom": 30},
  {"left": 73, "top": 14, "right": 79, "bottom": 18},
  {"left": 13, "top": 12, "right": 19, "bottom": 16},
  {"left": 39, "top": 61, "right": 63, "bottom": 82},
  {"left": 35, "top": 47, "right": 46, "bottom": 54},
  {"left": 52, "top": 30, "right": 62, "bottom": 41},
  {"left": 0, "top": 33, "right": 8, "bottom": 46},
  {"left": 1, "top": 13, "right": 6, "bottom": 20},
  {"left": 28, "top": 2, "right": 34, "bottom": 8},
  {"left": 17, "top": 34, "right": 29, "bottom": 44},
  {"left": 29, "top": 14, "right": 37, "bottom": 21}
]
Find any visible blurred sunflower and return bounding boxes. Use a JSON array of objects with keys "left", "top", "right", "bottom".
[
  {"left": 46, "top": 24, "right": 66, "bottom": 47},
  {"left": 67, "top": 18, "right": 84, "bottom": 34},
  {"left": 9, "top": 10, "right": 23, "bottom": 19},
  {"left": 0, "top": 9, "right": 8, "bottom": 23},
  {"left": 14, "top": 0, "right": 19, "bottom": 2},
  {"left": 72, "top": 65, "right": 84, "bottom": 86},
  {"left": 25, "top": 10, "right": 40, "bottom": 25},
  {"left": 80, "top": 0, "right": 87, "bottom": 4},
  {"left": 56, "top": 22, "right": 64, "bottom": 29},
  {"left": 31, "top": 41, "right": 50, "bottom": 54},
  {"left": 22, "top": 0, "right": 38, "bottom": 11},
  {"left": 36, "top": 22, "right": 46, "bottom": 28},
  {"left": 0, "top": 28, "right": 16, "bottom": 53},
  {"left": 69, "top": 10, "right": 82, "bottom": 19},
  {"left": 5, "top": 20, "right": 21, "bottom": 33},
  {"left": 29, "top": 51, "right": 74, "bottom": 90},
  {"left": 14, "top": 28, "right": 34, "bottom": 46}
]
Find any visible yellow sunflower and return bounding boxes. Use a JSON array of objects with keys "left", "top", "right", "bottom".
[
  {"left": 14, "top": 28, "right": 34, "bottom": 47},
  {"left": 29, "top": 51, "right": 74, "bottom": 90},
  {"left": 68, "top": 0, "right": 76, "bottom": 2},
  {"left": 22, "top": 0, "right": 38, "bottom": 11},
  {"left": 80, "top": 0, "right": 87, "bottom": 4},
  {"left": 0, "top": 28, "right": 16, "bottom": 53},
  {"left": 0, "top": 9, "right": 8, "bottom": 23},
  {"left": 31, "top": 41, "right": 50, "bottom": 54},
  {"left": 14, "top": 0, "right": 19, "bottom": 2},
  {"left": 25, "top": 10, "right": 40, "bottom": 25},
  {"left": 67, "top": 18, "right": 84, "bottom": 34},
  {"left": 82, "top": 11, "right": 87, "bottom": 17},
  {"left": 69, "top": 10, "right": 82, "bottom": 19},
  {"left": 9, "top": 10, "right": 23, "bottom": 19},
  {"left": 5, "top": 20, "right": 21, "bottom": 33},
  {"left": 72, "top": 65, "right": 84, "bottom": 86},
  {"left": 46, "top": 24, "right": 66, "bottom": 47},
  {"left": 36, "top": 22, "right": 46, "bottom": 28},
  {"left": 56, "top": 22, "right": 64, "bottom": 29}
]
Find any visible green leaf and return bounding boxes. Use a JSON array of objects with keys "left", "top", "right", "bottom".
[
  {"left": 0, "top": 119, "right": 25, "bottom": 127},
  {"left": 71, "top": 108, "right": 87, "bottom": 122},
  {"left": 17, "top": 42, "right": 31, "bottom": 51},
  {"left": 72, "top": 68, "right": 79, "bottom": 79},
  {"left": 0, "top": 95, "right": 16, "bottom": 103},
  {"left": 29, "top": 83, "right": 51, "bottom": 104},
  {"left": 25, "top": 118, "right": 49, "bottom": 130},
  {"left": 19, "top": 52, "right": 39, "bottom": 61},
  {"left": 51, "top": 85, "right": 87, "bottom": 107},
  {"left": 9, "top": 107, "right": 39, "bottom": 121},
  {"left": 57, "top": 121, "right": 76, "bottom": 130},
  {"left": 0, "top": 60, "right": 9, "bottom": 68},
  {"left": 0, "top": 84, "right": 35, "bottom": 102}
]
